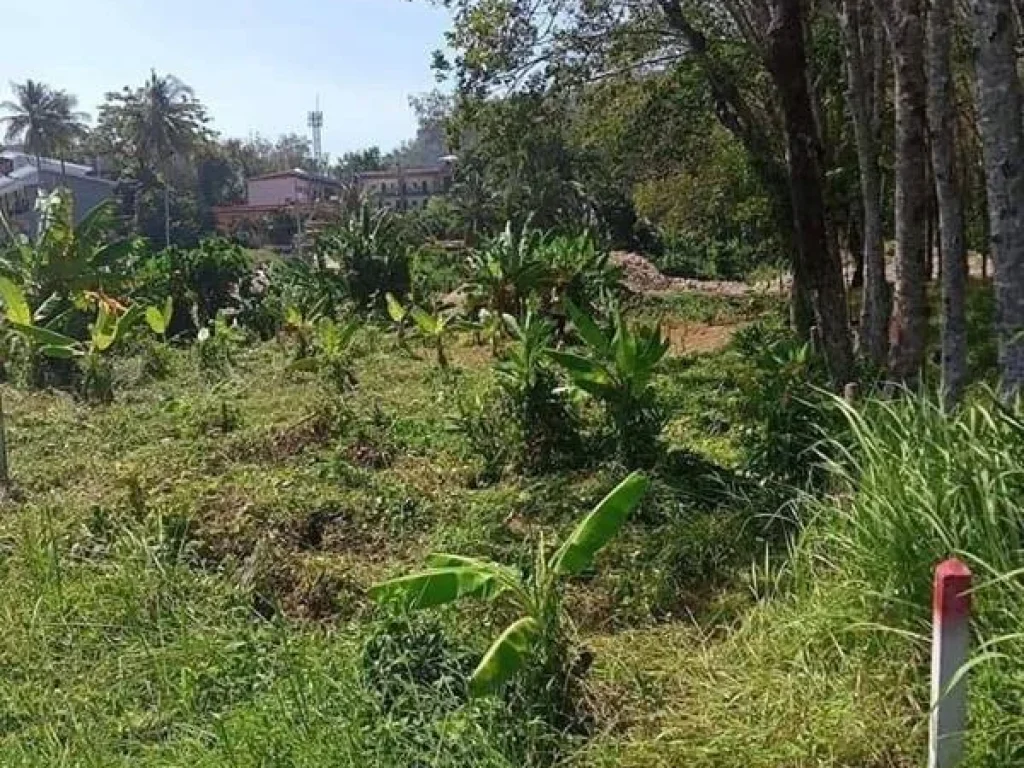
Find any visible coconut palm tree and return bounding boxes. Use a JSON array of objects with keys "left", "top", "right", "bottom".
[
  {"left": 1, "top": 80, "right": 87, "bottom": 190},
  {"left": 48, "top": 91, "right": 90, "bottom": 185},
  {"left": 97, "top": 70, "right": 211, "bottom": 246}
]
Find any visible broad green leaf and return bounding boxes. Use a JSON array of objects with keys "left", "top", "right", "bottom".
[
  {"left": 425, "top": 553, "right": 520, "bottom": 587},
  {"left": 10, "top": 321, "right": 78, "bottom": 350},
  {"left": 551, "top": 472, "right": 649, "bottom": 576},
  {"left": 39, "top": 344, "right": 78, "bottom": 359},
  {"left": 613, "top": 319, "right": 638, "bottom": 377},
  {"left": 92, "top": 304, "right": 116, "bottom": 351},
  {"left": 161, "top": 296, "right": 174, "bottom": 327},
  {"left": 469, "top": 617, "right": 539, "bottom": 696},
  {"left": 369, "top": 566, "right": 502, "bottom": 610},
  {"left": 113, "top": 304, "right": 144, "bottom": 343},
  {"left": 0, "top": 277, "right": 31, "bottom": 326},
  {"left": 385, "top": 292, "right": 407, "bottom": 323},
  {"left": 547, "top": 350, "right": 606, "bottom": 380},
  {"left": 410, "top": 306, "right": 438, "bottom": 335},
  {"left": 285, "top": 306, "right": 303, "bottom": 327},
  {"left": 145, "top": 305, "right": 168, "bottom": 335},
  {"left": 565, "top": 299, "right": 609, "bottom": 354}
]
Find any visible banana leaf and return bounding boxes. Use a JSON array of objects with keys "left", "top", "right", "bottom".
[
  {"left": 369, "top": 566, "right": 505, "bottom": 610},
  {"left": 469, "top": 616, "right": 540, "bottom": 696},
  {"left": 550, "top": 472, "right": 649, "bottom": 575}
]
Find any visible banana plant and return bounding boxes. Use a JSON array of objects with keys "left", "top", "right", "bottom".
[
  {"left": 548, "top": 300, "right": 669, "bottom": 464},
  {"left": 1, "top": 279, "right": 143, "bottom": 402},
  {"left": 385, "top": 291, "right": 410, "bottom": 348},
  {"left": 410, "top": 305, "right": 458, "bottom": 369},
  {"left": 290, "top": 317, "right": 362, "bottom": 392},
  {"left": 283, "top": 298, "right": 327, "bottom": 359},
  {"left": 144, "top": 297, "right": 174, "bottom": 342},
  {"left": 370, "top": 472, "right": 649, "bottom": 696}
]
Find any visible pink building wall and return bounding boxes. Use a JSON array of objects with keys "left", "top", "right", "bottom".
[{"left": 247, "top": 176, "right": 309, "bottom": 206}]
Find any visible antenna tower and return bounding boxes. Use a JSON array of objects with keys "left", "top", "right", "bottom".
[{"left": 308, "top": 96, "right": 324, "bottom": 168}]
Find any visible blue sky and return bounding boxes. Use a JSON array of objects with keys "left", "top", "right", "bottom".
[{"left": 4, "top": 0, "right": 451, "bottom": 157}]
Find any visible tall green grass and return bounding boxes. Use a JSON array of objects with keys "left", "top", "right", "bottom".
[{"left": 798, "top": 393, "right": 1024, "bottom": 766}]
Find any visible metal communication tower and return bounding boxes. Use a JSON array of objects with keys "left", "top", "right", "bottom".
[{"left": 307, "top": 96, "right": 324, "bottom": 168}]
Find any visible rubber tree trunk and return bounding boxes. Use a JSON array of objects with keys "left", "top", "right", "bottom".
[
  {"left": 657, "top": 0, "right": 813, "bottom": 339},
  {"left": 928, "top": 0, "right": 969, "bottom": 406},
  {"left": 972, "top": 0, "right": 1024, "bottom": 396},
  {"left": 768, "top": 0, "right": 855, "bottom": 385},
  {"left": 840, "top": 0, "right": 890, "bottom": 367},
  {"left": 164, "top": 183, "right": 171, "bottom": 249}
]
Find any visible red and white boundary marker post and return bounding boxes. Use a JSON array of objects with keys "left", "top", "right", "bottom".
[{"left": 929, "top": 558, "right": 972, "bottom": 768}]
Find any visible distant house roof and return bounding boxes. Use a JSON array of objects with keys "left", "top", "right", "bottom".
[
  {"left": 0, "top": 150, "right": 99, "bottom": 179},
  {"left": 0, "top": 152, "right": 115, "bottom": 197},
  {"left": 249, "top": 168, "right": 342, "bottom": 186}
]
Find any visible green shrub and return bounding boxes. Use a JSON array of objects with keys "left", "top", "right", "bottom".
[
  {"left": 730, "top": 320, "right": 837, "bottom": 487},
  {"left": 653, "top": 232, "right": 763, "bottom": 281},
  {"left": 549, "top": 301, "right": 668, "bottom": 467},
  {"left": 136, "top": 238, "right": 252, "bottom": 331},
  {"left": 496, "top": 312, "right": 581, "bottom": 473}
]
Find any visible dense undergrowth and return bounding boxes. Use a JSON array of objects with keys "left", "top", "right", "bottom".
[
  {"left": 0, "top": 304, "right": 1018, "bottom": 766},
  {"left": 0, "top": 197, "right": 1019, "bottom": 765}
]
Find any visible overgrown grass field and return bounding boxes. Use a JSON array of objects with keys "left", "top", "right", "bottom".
[{"left": 0, "top": 287, "right": 1019, "bottom": 766}]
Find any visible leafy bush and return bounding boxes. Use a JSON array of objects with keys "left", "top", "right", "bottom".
[
  {"left": 136, "top": 237, "right": 252, "bottom": 331},
  {"left": 316, "top": 203, "right": 410, "bottom": 309},
  {"left": 410, "top": 243, "right": 463, "bottom": 302},
  {"left": 549, "top": 301, "right": 669, "bottom": 467},
  {"left": 653, "top": 232, "right": 763, "bottom": 281},
  {"left": 464, "top": 221, "right": 550, "bottom": 320},
  {"left": 730, "top": 320, "right": 837, "bottom": 487},
  {"left": 496, "top": 312, "right": 580, "bottom": 473},
  {"left": 195, "top": 313, "right": 246, "bottom": 377}
]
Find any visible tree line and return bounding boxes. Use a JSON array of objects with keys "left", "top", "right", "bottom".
[
  {"left": 1, "top": 72, "right": 448, "bottom": 249},
  {"left": 428, "top": 0, "right": 1024, "bottom": 399}
]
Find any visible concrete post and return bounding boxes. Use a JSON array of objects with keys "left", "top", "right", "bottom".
[{"left": 929, "top": 558, "right": 972, "bottom": 768}]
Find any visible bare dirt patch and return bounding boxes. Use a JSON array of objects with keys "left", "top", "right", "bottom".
[{"left": 664, "top": 321, "right": 747, "bottom": 355}]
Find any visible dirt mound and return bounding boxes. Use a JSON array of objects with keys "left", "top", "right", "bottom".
[{"left": 611, "top": 251, "right": 754, "bottom": 297}]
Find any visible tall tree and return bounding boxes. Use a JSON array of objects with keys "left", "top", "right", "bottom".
[
  {"left": 878, "top": 0, "right": 929, "bottom": 381},
  {"left": 928, "top": 0, "right": 968, "bottom": 404},
  {"left": 97, "top": 71, "right": 212, "bottom": 247},
  {"left": 839, "top": 0, "right": 890, "bottom": 367},
  {"left": 767, "top": 0, "right": 855, "bottom": 383},
  {"left": 1, "top": 80, "right": 88, "bottom": 189},
  {"left": 972, "top": 0, "right": 1024, "bottom": 395}
]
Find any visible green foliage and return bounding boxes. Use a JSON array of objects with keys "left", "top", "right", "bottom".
[
  {"left": 1, "top": 189, "right": 141, "bottom": 305},
  {"left": 195, "top": 312, "right": 245, "bottom": 376},
  {"left": 496, "top": 312, "right": 580, "bottom": 473},
  {"left": 144, "top": 296, "right": 174, "bottom": 339},
  {"left": 290, "top": 316, "right": 362, "bottom": 393},
  {"left": 465, "top": 221, "right": 551, "bottom": 320},
  {"left": 136, "top": 237, "right": 252, "bottom": 330},
  {"left": 371, "top": 472, "right": 649, "bottom": 701},
  {"left": 549, "top": 301, "right": 669, "bottom": 466},
  {"left": 730, "top": 321, "right": 838, "bottom": 487},
  {"left": 539, "top": 231, "right": 623, "bottom": 321},
  {"left": 0, "top": 277, "right": 148, "bottom": 401},
  {"left": 317, "top": 203, "right": 410, "bottom": 309},
  {"left": 410, "top": 304, "right": 458, "bottom": 369},
  {"left": 653, "top": 232, "right": 765, "bottom": 281},
  {"left": 409, "top": 242, "right": 463, "bottom": 301}
]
